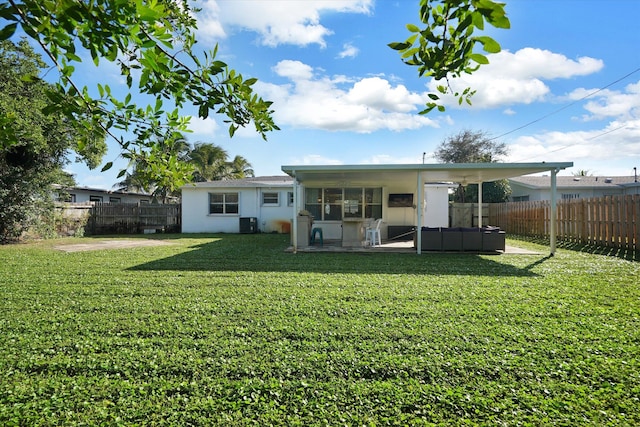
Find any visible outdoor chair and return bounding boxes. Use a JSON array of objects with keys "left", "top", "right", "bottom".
[{"left": 365, "top": 219, "right": 383, "bottom": 247}]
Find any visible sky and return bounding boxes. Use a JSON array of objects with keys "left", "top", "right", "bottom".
[{"left": 63, "top": 0, "right": 640, "bottom": 188}]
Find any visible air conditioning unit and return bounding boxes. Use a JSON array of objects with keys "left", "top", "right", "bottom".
[{"left": 239, "top": 217, "right": 258, "bottom": 234}]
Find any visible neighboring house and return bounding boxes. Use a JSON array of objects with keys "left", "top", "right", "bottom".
[
  {"left": 181, "top": 176, "right": 295, "bottom": 234},
  {"left": 53, "top": 185, "right": 155, "bottom": 205},
  {"left": 509, "top": 176, "right": 640, "bottom": 202}
]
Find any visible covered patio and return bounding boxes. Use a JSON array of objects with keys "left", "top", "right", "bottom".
[{"left": 282, "top": 162, "right": 573, "bottom": 255}]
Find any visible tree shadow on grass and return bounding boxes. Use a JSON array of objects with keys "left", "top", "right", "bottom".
[{"left": 127, "top": 234, "right": 542, "bottom": 277}]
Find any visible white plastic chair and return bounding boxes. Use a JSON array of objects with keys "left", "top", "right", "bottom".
[{"left": 365, "top": 219, "right": 383, "bottom": 247}]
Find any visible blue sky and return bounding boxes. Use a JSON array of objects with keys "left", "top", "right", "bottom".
[{"left": 65, "top": 0, "right": 640, "bottom": 188}]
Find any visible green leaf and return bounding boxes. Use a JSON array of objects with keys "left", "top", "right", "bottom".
[
  {"left": 101, "top": 161, "right": 113, "bottom": 172},
  {"left": 406, "top": 23, "right": 421, "bottom": 33},
  {"left": 469, "top": 53, "right": 489, "bottom": 65},
  {"left": 428, "top": 93, "right": 440, "bottom": 101},
  {"left": 475, "top": 36, "right": 501, "bottom": 53},
  {"left": 0, "top": 23, "right": 17, "bottom": 40},
  {"left": 388, "top": 41, "right": 412, "bottom": 51}
]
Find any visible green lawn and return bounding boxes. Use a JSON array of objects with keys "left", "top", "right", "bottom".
[{"left": 1, "top": 234, "right": 638, "bottom": 425}]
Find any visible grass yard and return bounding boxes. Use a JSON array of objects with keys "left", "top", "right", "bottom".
[{"left": 1, "top": 234, "right": 639, "bottom": 425}]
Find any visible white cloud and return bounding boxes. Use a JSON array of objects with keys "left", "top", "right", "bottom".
[
  {"left": 338, "top": 43, "right": 359, "bottom": 59},
  {"left": 187, "top": 116, "right": 220, "bottom": 136},
  {"left": 196, "top": 0, "right": 373, "bottom": 47},
  {"left": 506, "top": 121, "right": 640, "bottom": 167},
  {"left": 427, "top": 48, "right": 604, "bottom": 109},
  {"left": 257, "top": 60, "right": 439, "bottom": 133},
  {"left": 362, "top": 154, "right": 425, "bottom": 164},
  {"left": 569, "top": 80, "right": 640, "bottom": 121},
  {"left": 272, "top": 60, "right": 314, "bottom": 80},
  {"left": 292, "top": 154, "right": 344, "bottom": 165}
]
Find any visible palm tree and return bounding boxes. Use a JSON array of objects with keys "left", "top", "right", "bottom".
[
  {"left": 186, "top": 143, "right": 254, "bottom": 181},
  {"left": 228, "top": 155, "right": 254, "bottom": 179},
  {"left": 188, "top": 143, "right": 229, "bottom": 181}
]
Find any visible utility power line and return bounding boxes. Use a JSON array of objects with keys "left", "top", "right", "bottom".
[{"left": 490, "top": 66, "right": 640, "bottom": 142}]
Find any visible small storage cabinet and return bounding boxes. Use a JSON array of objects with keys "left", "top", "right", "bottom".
[{"left": 239, "top": 217, "right": 258, "bottom": 233}]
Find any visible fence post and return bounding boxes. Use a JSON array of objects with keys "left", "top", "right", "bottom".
[{"left": 549, "top": 170, "right": 557, "bottom": 255}]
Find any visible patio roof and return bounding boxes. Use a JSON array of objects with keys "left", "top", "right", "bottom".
[
  {"left": 282, "top": 162, "right": 574, "bottom": 256},
  {"left": 281, "top": 162, "right": 573, "bottom": 185}
]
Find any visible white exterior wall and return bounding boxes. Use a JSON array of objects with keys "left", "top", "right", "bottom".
[{"left": 181, "top": 186, "right": 293, "bottom": 233}]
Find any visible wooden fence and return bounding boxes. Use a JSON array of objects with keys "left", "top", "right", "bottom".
[
  {"left": 450, "top": 203, "right": 489, "bottom": 227},
  {"left": 87, "top": 203, "right": 181, "bottom": 235},
  {"left": 489, "top": 195, "right": 640, "bottom": 251}
]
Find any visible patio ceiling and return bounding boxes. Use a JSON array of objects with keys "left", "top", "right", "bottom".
[{"left": 281, "top": 162, "right": 574, "bottom": 186}]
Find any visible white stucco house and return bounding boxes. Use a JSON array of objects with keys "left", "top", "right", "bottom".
[
  {"left": 509, "top": 175, "right": 640, "bottom": 201},
  {"left": 181, "top": 176, "right": 295, "bottom": 234},
  {"left": 180, "top": 173, "right": 453, "bottom": 238},
  {"left": 182, "top": 162, "right": 574, "bottom": 254}
]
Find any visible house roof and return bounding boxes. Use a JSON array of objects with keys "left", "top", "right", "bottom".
[
  {"left": 509, "top": 175, "right": 638, "bottom": 189},
  {"left": 53, "top": 184, "right": 153, "bottom": 197},
  {"left": 282, "top": 162, "right": 573, "bottom": 186},
  {"left": 182, "top": 176, "right": 293, "bottom": 189}
]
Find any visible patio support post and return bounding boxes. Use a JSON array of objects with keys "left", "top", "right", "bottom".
[
  {"left": 416, "top": 171, "right": 423, "bottom": 254},
  {"left": 292, "top": 172, "right": 298, "bottom": 253},
  {"left": 477, "top": 181, "right": 483, "bottom": 228},
  {"left": 550, "top": 169, "right": 558, "bottom": 255}
]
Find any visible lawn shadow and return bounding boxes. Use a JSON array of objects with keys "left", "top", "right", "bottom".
[
  {"left": 127, "top": 234, "right": 541, "bottom": 277},
  {"left": 511, "top": 236, "right": 639, "bottom": 262}
]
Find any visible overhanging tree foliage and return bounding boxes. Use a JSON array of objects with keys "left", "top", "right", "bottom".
[
  {"left": 0, "top": 0, "right": 279, "bottom": 187},
  {"left": 434, "top": 129, "right": 511, "bottom": 203},
  {"left": 389, "top": 0, "right": 510, "bottom": 114}
]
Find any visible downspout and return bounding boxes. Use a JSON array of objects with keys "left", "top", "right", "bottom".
[
  {"left": 550, "top": 169, "right": 558, "bottom": 256},
  {"left": 477, "top": 181, "right": 483, "bottom": 228},
  {"left": 292, "top": 172, "right": 298, "bottom": 254},
  {"left": 416, "top": 171, "right": 423, "bottom": 254}
]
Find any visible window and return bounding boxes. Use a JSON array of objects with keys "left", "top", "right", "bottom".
[
  {"left": 89, "top": 195, "right": 103, "bottom": 203},
  {"left": 323, "top": 188, "right": 342, "bottom": 220},
  {"left": 139, "top": 199, "right": 150, "bottom": 204},
  {"left": 562, "top": 193, "right": 580, "bottom": 200},
  {"left": 304, "top": 187, "right": 382, "bottom": 220},
  {"left": 512, "top": 195, "right": 530, "bottom": 202},
  {"left": 58, "top": 193, "right": 75, "bottom": 202},
  {"left": 262, "top": 192, "right": 279, "bottom": 206},
  {"left": 288, "top": 192, "right": 294, "bottom": 206},
  {"left": 209, "top": 192, "right": 239, "bottom": 214},
  {"left": 109, "top": 197, "right": 121, "bottom": 203}
]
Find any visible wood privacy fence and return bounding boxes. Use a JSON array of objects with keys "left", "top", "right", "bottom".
[
  {"left": 450, "top": 203, "right": 489, "bottom": 227},
  {"left": 87, "top": 203, "right": 181, "bottom": 235},
  {"left": 489, "top": 195, "right": 640, "bottom": 251}
]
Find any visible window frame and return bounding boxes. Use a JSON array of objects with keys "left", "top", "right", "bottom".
[
  {"left": 262, "top": 191, "right": 280, "bottom": 206},
  {"left": 208, "top": 192, "right": 240, "bottom": 215},
  {"left": 304, "top": 187, "right": 382, "bottom": 221}
]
